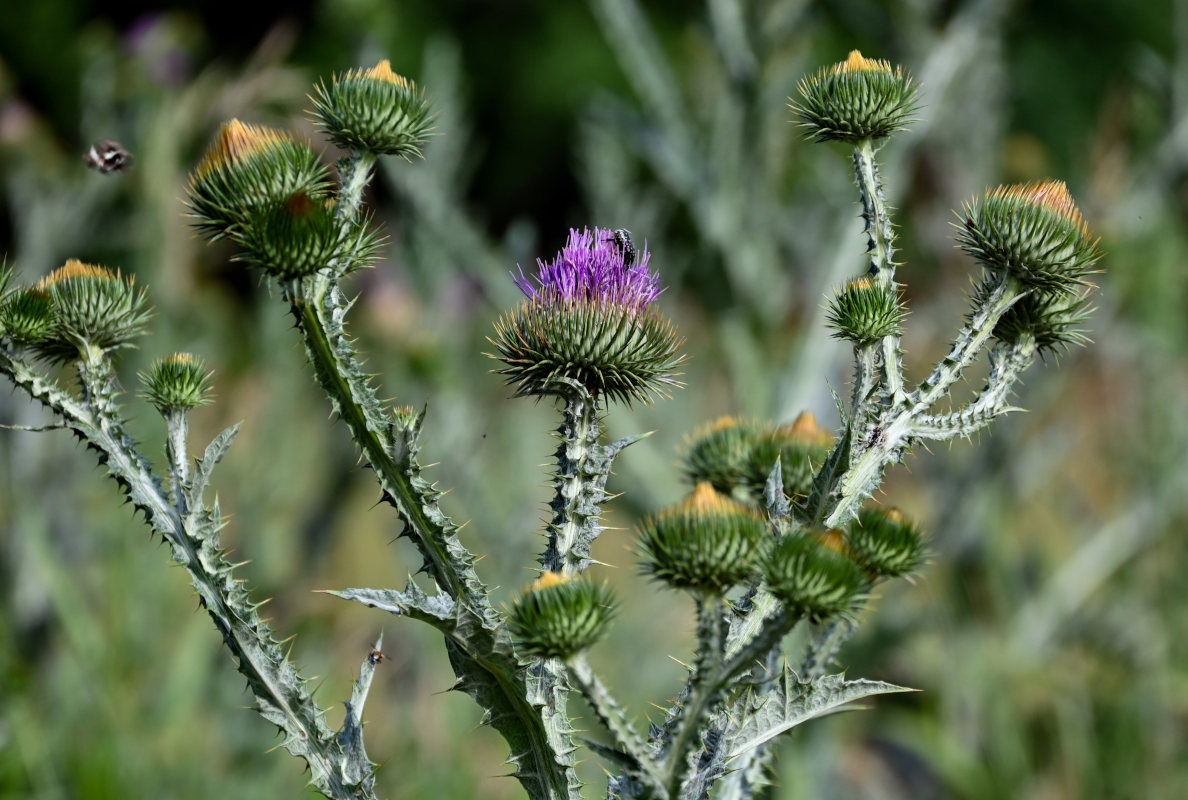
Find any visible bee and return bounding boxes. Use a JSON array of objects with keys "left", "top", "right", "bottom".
[
  {"left": 85, "top": 139, "right": 133, "bottom": 174},
  {"left": 611, "top": 228, "right": 637, "bottom": 266},
  {"left": 367, "top": 648, "right": 386, "bottom": 665}
]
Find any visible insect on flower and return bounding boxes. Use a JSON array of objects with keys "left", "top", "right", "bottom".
[
  {"left": 85, "top": 139, "right": 133, "bottom": 174},
  {"left": 611, "top": 228, "right": 637, "bottom": 266}
]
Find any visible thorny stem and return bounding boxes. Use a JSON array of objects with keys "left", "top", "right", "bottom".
[
  {"left": 568, "top": 655, "right": 664, "bottom": 792},
  {"left": 852, "top": 137, "right": 905, "bottom": 405},
  {"left": 819, "top": 277, "right": 1025, "bottom": 529},
  {"left": 0, "top": 349, "right": 380, "bottom": 799},
  {"left": 163, "top": 409, "right": 191, "bottom": 513},
  {"left": 292, "top": 152, "right": 579, "bottom": 799},
  {"left": 543, "top": 392, "right": 602, "bottom": 575}
]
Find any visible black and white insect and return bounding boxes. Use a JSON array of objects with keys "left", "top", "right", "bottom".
[
  {"left": 85, "top": 139, "right": 133, "bottom": 174},
  {"left": 611, "top": 228, "right": 637, "bottom": 266}
]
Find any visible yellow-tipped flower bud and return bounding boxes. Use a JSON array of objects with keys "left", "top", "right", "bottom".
[
  {"left": 34, "top": 260, "right": 151, "bottom": 360},
  {"left": 186, "top": 119, "right": 330, "bottom": 242},
  {"left": 764, "top": 533, "right": 865, "bottom": 622},
  {"left": 826, "top": 276, "right": 905, "bottom": 345},
  {"left": 311, "top": 60, "right": 434, "bottom": 158},
  {"left": 509, "top": 573, "right": 617, "bottom": 659},
  {"left": 637, "top": 483, "right": 767, "bottom": 593},
  {"left": 140, "top": 353, "right": 214, "bottom": 414},
  {"left": 793, "top": 50, "right": 920, "bottom": 143},
  {"left": 957, "top": 180, "right": 1101, "bottom": 293}
]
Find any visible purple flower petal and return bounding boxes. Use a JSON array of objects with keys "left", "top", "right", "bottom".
[{"left": 514, "top": 227, "right": 663, "bottom": 312}]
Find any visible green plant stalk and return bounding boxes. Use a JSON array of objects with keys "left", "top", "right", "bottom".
[
  {"left": 819, "top": 277, "right": 1024, "bottom": 529},
  {"left": 163, "top": 409, "right": 191, "bottom": 513},
  {"left": 0, "top": 349, "right": 379, "bottom": 799},
  {"left": 289, "top": 154, "right": 580, "bottom": 799},
  {"left": 852, "top": 137, "right": 905, "bottom": 404},
  {"left": 567, "top": 654, "right": 662, "bottom": 790},
  {"left": 663, "top": 602, "right": 797, "bottom": 797},
  {"left": 912, "top": 338, "right": 1036, "bottom": 440},
  {"left": 543, "top": 393, "right": 602, "bottom": 575}
]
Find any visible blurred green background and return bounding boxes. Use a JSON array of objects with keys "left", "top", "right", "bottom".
[{"left": 1, "top": 0, "right": 1186, "bottom": 798}]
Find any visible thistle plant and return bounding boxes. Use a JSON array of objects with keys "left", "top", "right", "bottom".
[{"left": 0, "top": 50, "right": 1100, "bottom": 800}]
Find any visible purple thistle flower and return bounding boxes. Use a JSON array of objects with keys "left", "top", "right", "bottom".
[{"left": 514, "top": 227, "right": 663, "bottom": 313}]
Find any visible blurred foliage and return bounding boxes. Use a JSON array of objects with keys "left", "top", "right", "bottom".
[{"left": 2, "top": 0, "right": 1187, "bottom": 798}]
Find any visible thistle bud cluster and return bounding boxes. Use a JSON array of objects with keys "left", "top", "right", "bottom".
[
  {"left": 683, "top": 412, "right": 833, "bottom": 502},
  {"left": 0, "top": 259, "right": 150, "bottom": 361},
  {"left": 186, "top": 60, "right": 424, "bottom": 282},
  {"left": 958, "top": 181, "right": 1101, "bottom": 351}
]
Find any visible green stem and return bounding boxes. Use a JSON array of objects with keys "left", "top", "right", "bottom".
[
  {"left": 335, "top": 152, "right": 377, "bottom": 223},
  {"left": 0, "top": 350, "right": 378, "bottom": 799},
  {"left": 568, "top": 655, "right": 663, "bottom": 792},
  {"left": 852, "top": 137, "right": 905, "bottom": 405},
  {"left": 163, "top": 409, "right": 190, "bottom": 513},
  {"left": 910, "top": 278, "right": 1024, "bottom": 410},
  {"left": 293, "top": 287, "right": 468, "bottom": 600},
  {"left": 290, "top": 160, "right": 579, "bottom": 797},
  {"left": 544, "top": 393, "right": 602, "bottom": 575}
]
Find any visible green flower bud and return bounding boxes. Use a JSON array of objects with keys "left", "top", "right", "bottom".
[
  {"left": 236, "top": 191, "right": 359, "bottom": 281},
  {"left": 764, "top": 533, "right": 864, "bottom": 622},
  {"left": 509, "top": 573, "right": 617, "bottom": 659},
  {"left": 683, "top": 416, "right": 766, "bottom": 495},
  {"left": 637, "top": 483, "right": 767, "bottom": 593},
  {"left": 988, "top": 284, "right": 1095, "bottom": 356},
  {"left": 957, "top": 180, "right": 1101, "bottom": 293},
  {"left": 793, "top": 50, "right": 920, "bottom": 143},
  {"left": 35, "top": 260, "right": 151, "bottom": 360},
  {"left": 846, "top": 507, "right": 926, "bottom": 579},
  {"left": 140, "top": 353, "right": 213, "bottom": 414},
  {"left": 311, "top": 60, "right": 434, "bottom": 158},
  {"left": 186, "top": 119, "right": 331, "bottom": 242},
  {"left": 742, "top": 412, "right": 835, "bottom": 501},
  {"left": 826, "top": 277, "right": 904, "bottom": 345},
  {"left": 0, "top": 287, "right": 55, "bottom": 345}
]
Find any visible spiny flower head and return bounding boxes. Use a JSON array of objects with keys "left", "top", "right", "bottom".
[
  {"left": 311, "top": 60, "right": 434, "bottom": 158},
  {"left": 793, "top": 50, "right": 920, "bottom": 143},
  {"left": 509, "top": 572, "right": 617, "bottom": 659},
  {"left": 826, "top": 276, "right": 905, "bottom": 344},
  {"left": 683, "top": 416, "right": 766, "bottom": 496},
  {"left": 34, "top": 259, "right": 151, "bottom": 360},
  {"left": 186, "top": 119, "right": 330, "bottom": 242},
  {"left": 957, "top": 180, "right": 1101, "bottom": 292},
  {"left": 514, "top": 227, "right": 663, "bottom": 313},
  {"left": 742, "top": 411, "right": 836, "bottom": 501},
  {"left": 637, "top": 482, "right": 767, "bottom": 593},
  {"left": 845, "top": 507, "right": 927, "bottom": 579},
  {"left": 490, "top": 227, "right": 684, "bottom": 404},
  {"left": 140, "top": 352, "right": 214, "bottom": 415},
  {"left": 764, "top": 532, "right": 865, "bottom": 622}
]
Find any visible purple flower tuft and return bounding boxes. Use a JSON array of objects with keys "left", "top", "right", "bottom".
[{"left": 514, "top": 227, "right": 663, "bottom": 313}]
